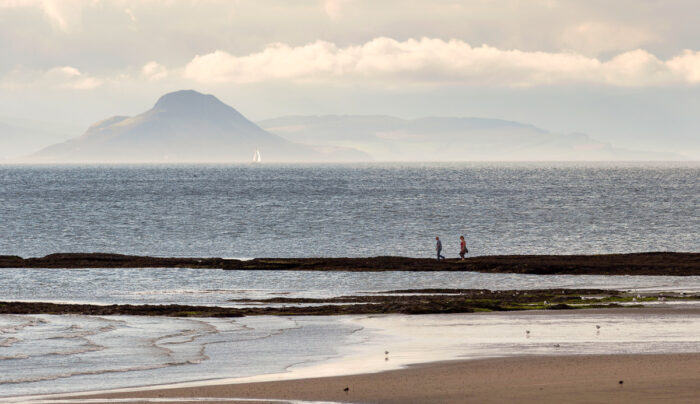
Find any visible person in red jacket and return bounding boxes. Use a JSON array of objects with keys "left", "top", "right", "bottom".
[{"left": 459, "top": 235, "right": 468, "bottom": 260}]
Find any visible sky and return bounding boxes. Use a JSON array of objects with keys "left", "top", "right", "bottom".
[{"left": 1, "top": 0, "right": 699, "bottom": 157}]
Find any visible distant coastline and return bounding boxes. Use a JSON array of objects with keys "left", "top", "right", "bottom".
[{"left": 2, "top": 252, "right": 698, "bottom": 275}]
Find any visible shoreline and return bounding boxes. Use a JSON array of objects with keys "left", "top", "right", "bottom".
[
  {"left": 7, "top": 307, "right": 700, "bottom": 402},
  {"left": 1, "top": 252, "right": 699, "bottom": 275},
  {"left": 47, "top": 353, "right": 700, "bottom": 403}
]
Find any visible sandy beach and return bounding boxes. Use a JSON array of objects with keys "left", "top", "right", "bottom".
[{"left": 66, "top": 353, "right": 700, "bottom": 404}]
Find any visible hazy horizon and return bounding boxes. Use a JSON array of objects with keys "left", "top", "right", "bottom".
[{"left": 1, "top": 89, "right": 690, "bottom": 163}]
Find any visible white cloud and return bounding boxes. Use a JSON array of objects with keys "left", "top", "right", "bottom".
[
  {"left": 141, "top": 61, "right": 168, "bottom": 80},
  {"left": 667, "top": 50, "right": 700, "bottom": 83},
  {"left": 1, "top": 65, "right": 103, "bottom": 90},
  {"left": 183, "top": 37, "right": 700, "bottom": 87}
]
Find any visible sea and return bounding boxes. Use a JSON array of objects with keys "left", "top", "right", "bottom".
[
  {"left": 1, "top": 162, "right": 699, "bottom": 399},
  {"left": 1, "top": 162, "right": 698, "bottom": 258}
]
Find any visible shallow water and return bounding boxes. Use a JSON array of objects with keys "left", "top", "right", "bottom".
[
  {"left": 4, "top": 310, "right": 700, "bottom": 399},
  {"left": 2, "top": 268, "right": 700, "bottom": 306},
  {"left": 0, "top": 314, "right": 361, "bottom": 398}
]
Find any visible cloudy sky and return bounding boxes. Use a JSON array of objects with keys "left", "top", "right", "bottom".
[{"left": 1, "top": 0, "right": 699, "bottom": 157}]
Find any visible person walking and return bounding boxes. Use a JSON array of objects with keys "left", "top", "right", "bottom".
[
  {"left": 435, "top": 236, "right": 445, "bottom": 261},
  {"left": 459, "top": 235, "right": 468, "bottom": 260}
]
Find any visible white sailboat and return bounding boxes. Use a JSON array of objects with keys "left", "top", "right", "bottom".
[{"left": 252, "top": 149, "right": 261, "bottom": 164}]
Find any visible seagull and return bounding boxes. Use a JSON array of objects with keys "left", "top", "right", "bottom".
[
  {"left": 553, "top": 343, "right": 560, "bottom": 348},
  {"left": 385, "top": 350, "right": 389, "bottom": 355},
  {"left": 596, "top": 325, "right": 601, "bottom": 329},
  {"left": 525, "top": 330, "right": 531, "bottom": 337}
]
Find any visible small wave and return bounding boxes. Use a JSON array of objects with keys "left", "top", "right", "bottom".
[
  {"left": 7, "top": 340, "right": 106, "bottom": 361},
  {"left": 147, "top": 319, "right": 218, "bottom": 364},
  {"left": 48, "top": 325, "right": 117, "bottom": 340},
  {"left": 0, "top": 316, "right": 47, "bottom": 334},
  {"left": 0, "top": 336, "right": 22, "bottom": 347},
  {"left": 0, "top": 355, "right": 205, "bottom": 385},
  {"left": 0, "top": 354, "right": 29, "bottom": 360},
  {"left": 42, "top": 343, "right": 105, "bottom": 357},
  {"left": 123, "top": 289, "right": 250, "bottom": 296}
]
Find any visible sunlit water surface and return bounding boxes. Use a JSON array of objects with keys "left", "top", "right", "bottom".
[{"left": 1, "top": 163, "right": 698, "bottom": 258}]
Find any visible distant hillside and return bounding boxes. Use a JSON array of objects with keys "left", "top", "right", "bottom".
[
  {"left": 32, "top": 91, "right": 369, "bottom": 163},
  {"left": 258, "top": 115, "right": 681, "bottom": 161},
  {"left": 0, "top": 120, "right": 76, "bottom": 161}
]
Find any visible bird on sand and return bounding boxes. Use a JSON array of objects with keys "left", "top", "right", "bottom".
[
  {"left": 596, "top": 325, "right": 601, "bottom": 329},
  {"left": 344, "top": 387, "right": 350, "bottom": 392}
]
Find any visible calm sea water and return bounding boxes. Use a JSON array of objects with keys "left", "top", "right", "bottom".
[{"left": 1, "top": 162, "right": 698, "bottom": 258}]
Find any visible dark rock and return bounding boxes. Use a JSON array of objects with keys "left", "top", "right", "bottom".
[{"left": 1, "top": 252, "right": 698, "bottom": 276}]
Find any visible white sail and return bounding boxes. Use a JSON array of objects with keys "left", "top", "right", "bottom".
[{"left": 252, "top": 149, "right": 261, "bottom": 163}]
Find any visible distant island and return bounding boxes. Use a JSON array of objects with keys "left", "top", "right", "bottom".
[
  {"left": 31, "top": 90, "right": 369, "bottom": 163},
  {"left": 259, "top": 115, "right": 682, "bottom": 161},
  {"left": 18, "top": 89, "right": 684, "bottom": 163}
]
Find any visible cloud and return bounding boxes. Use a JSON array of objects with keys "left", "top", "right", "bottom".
[
  {"left": 141, "top": 61, "right": 168, "bottom": 80},
  {"left": 1, "top": 65, "right": 103, "bottom": 90},
  {"left": 667, "top": 50, "right": 700, "bottom": 83},
  {"left": 183, "top": 37, "right": 700, "bottom": 87}
]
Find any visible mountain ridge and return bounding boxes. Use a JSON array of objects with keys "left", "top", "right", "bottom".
[
  {"left": 32, "top": 90, "right": 369, "bottom": 163},
  {"left": 258, "top": 115, "right": 682, "bottom": 161},
  {"left": 11, "top": 90, "right": 686, "bottom": 163}
]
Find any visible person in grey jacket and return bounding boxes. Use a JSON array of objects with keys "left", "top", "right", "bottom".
[{"left": 435, "top": 236, "right": 445, "bottom": 261}]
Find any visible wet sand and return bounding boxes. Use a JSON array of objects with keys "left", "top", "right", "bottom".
[
  {"left": 2, "top": 252, "right": 698, "bottom": 275},
  {"left": 70, "top": 353, "right": 700, "bottom": 404}
]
